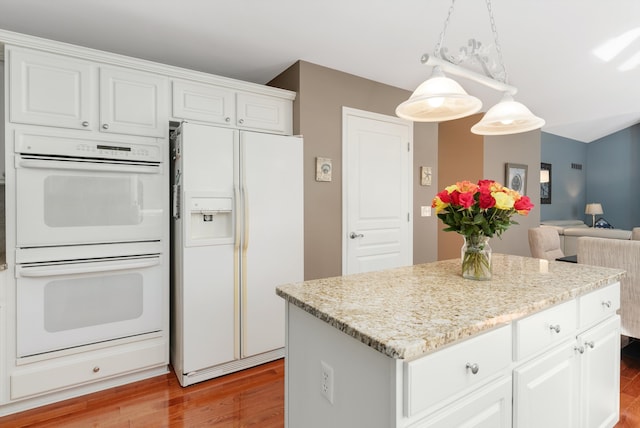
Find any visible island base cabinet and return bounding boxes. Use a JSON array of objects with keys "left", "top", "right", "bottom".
[
  {"left": 513, "top": 338, "right": 580, "bottom": 428},
  {"left": 409, "top": 376, "right": 512, "bottom": 428},
  {"left": 578, "top": 315, "right": 620, "bottom": 428}
]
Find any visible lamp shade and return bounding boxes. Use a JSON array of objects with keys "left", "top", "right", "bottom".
[
  {"left": 396, "top": 66, "right": 482, "bottom": 122},
  {"left": 470, "top": 93, "right": 545, "bottom": 135},
  {"left": 585, "top": 203, "right": 603, "bottom": 215}
]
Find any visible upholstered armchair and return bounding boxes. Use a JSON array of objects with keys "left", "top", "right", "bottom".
[
  {"left": 578, "top": 236, "right": 640, "bottom": 339},
  {"left": 528, "top": 227, "right": 564, "bottom": 261}
]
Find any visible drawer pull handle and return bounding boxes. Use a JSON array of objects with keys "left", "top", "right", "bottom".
[
  {"left": 465, "top": 363, "right": 479, "bottom": 375},
  {"left": 602, "top": 301, "right": 612, "bottom": 308},
  {"left": 225, "top": 117, "right": 231, "bottom": 122},
  {"left": 82, "top": 121, "right": 90, "bottom": 127},
  {"left": 102, "top": 123, "right": 110, "bottom": 130},
  {"left": 575, "top": 345, "right": 585, "bottom": 354},
  {"left": 585, "top": 341, "right": 595, "bottom": 349},
  {"left": 93, "top": 366, "right": 100, "bottom": 373},
  {"left": 239, "top": 119, "right": 244, "bottom": 124},
  {"left": 549, "top": 324, "right": 561, "bottom": 333}
]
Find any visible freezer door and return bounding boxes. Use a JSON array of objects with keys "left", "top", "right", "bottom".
[{"left": 240, "top": 131, "right": 304, "bottom": 357}]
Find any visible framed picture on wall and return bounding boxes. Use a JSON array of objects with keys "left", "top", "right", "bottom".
[
  {"left": 540, "top": 162, "right": 551, "bottom": 204},
  {"left": 505, "top": 163, "right": 528, "bottom": 195}
]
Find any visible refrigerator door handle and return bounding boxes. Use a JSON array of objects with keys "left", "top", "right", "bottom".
[
  {"left": 242, "top": 186, "right": 250, "bottom": 251},
  {"left": 234, "top": 186, "right": 241, "bottom": 250}
]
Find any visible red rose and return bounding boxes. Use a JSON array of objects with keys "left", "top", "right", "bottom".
[
  {"left": 458, "top": 192, "right": 475, "bottom": 208},
  {"left": 436, "top": 189, "right": 451, "bottom": 204},
  {"left": 477, "top": 179, "right": 495, "bottom": 191},
  {"left": 450, "top": 190, "right": 461, "bottom": 205},
  {"left": 514, "top": 195, "right": 534, "bottom": 213},
  {"left": 479, "top": 192, "right": 496, "bottom": 209}
]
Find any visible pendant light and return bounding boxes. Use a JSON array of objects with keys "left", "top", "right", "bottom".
[
  {"left": 395, "top": 66, "right": 482, "bottom": 122},
  {"left": 471, "top": 93, "right": 545, "bottom": 135},
  {"left": 397, "top": 0, "right": 544, "bottom": 136}
]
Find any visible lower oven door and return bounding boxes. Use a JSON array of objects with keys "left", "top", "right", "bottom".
[{"left": 16, "top": 254, "right": 163, "bottom": 358}]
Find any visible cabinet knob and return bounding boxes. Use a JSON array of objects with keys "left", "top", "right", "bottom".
[
  {"left": 549, "top": 324, "right": 561, "bottom": 334},
  {"left": 238, "top": 119, "right": 244, "bottom": 125},
  {"left": 102, "top": 124, "right": 110, "bottom": 130},
  {"left": 585, "top": 341, "right": 595, "bottom": 349},
  {"left": 602, "top": 300, "right": 612, "bottom": 308},
  {"left": 93, "top": 366, "right": 100, "bottom": 373},
  {"left": 225, "top": 117, "right": 231, "bottom": 122},
  {"left": 350, "top": 232, "right": 364, "bottom": 239},
  {"left": 465, "top": 362, "right": 479, "bottom": 375},
  {"left": 574, "top": 345, "right": 585, "bottom": 354},
  {"left": 82, "top": 121, "right": 90, "bottom": 127}
]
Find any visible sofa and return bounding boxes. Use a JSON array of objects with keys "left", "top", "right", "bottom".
[{"left": 540, "top": 220, "right": 632, "bottom": 256}]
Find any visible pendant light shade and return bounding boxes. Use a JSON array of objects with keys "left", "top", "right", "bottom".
[
  {"left": 471, "top": 93, "right": 545, "bottom": 135},
  {"left": 395, "top": 67, "right": 482, "bottom": 122}
]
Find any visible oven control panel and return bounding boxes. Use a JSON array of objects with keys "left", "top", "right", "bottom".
[{"left": 15, "top": 131, "right": 162, "bottom": 162}]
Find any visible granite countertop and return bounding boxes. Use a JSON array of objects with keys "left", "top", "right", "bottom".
[{"left": 276, "top": 254, "right": 625, "bottom": 360}]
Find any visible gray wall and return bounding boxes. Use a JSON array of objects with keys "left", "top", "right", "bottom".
[{"left": 270, "top": 61, "right": 439, "bottom": 280}]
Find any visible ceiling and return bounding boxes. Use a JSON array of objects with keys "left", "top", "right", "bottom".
[{"left": 0, "top": 0, "right": 638, "bottom": 143}]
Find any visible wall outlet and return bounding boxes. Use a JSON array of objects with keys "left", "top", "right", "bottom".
[{"left": 320, "top": 360, "right": 334, "bottom": 404}]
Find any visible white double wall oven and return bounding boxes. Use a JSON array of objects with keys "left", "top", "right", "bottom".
[{"left": 13, "top": 129, "right": 166, "bottom": 358}]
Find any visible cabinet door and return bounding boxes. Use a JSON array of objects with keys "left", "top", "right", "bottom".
[
  {"left": 100, "top": 66, "right": 168, "bottom": 138},
  {"left": 412, "top": 377, "right": 512, "bottom": 428},
  {"left": 9, "top": 48, "right": 94, "bottom": 130},
  {"left": 578, "top": 315, "right": 620, "bottom": 428},
  {"left": 513, "top": 339, "right": 580, "bottom": 428},
  {"left": 172, "top": 80, "right": 234, "bottom": 125},
  {"left": 236, "top": 93, "right": 292, "bottom": 134}
]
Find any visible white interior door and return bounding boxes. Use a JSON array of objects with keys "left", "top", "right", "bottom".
[{"left": 343, "top": 107, "right": 412, "bottom": 275}]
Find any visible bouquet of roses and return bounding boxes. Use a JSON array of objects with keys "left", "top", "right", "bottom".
[{"left": 431, "top": 179, "right": 534, "bottom": 238}]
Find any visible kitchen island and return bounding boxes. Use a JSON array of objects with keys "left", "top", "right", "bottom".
[{"left": 276, "top": 254, "right": 625, "bottom": 428}]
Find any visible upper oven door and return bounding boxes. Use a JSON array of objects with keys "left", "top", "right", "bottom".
[{"left": 15, "top": 144, "right": 164, "bottom": 248}]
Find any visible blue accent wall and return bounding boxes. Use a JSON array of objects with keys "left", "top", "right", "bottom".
[
  {"left": 586, "top": 125, "right": 640, "bottom": 230},
  {"left": 540, "top": 133, "right": 587, "bottom": 221},
  {"left": 542, "top": 124, "right": 640, "bottom": 230}
]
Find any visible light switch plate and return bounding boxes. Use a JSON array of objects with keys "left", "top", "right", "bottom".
[{"left": 421, "top": 206, "right": 431, "bottom": 217}]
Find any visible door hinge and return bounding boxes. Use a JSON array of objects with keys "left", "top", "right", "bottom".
[
  {"left": 407, "top": 212, "right": 410, "bottom": 222},
  {"left": 407, "top": 142, "right": 410, "bottom": 152}
]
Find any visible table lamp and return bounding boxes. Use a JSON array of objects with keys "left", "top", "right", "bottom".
[{"left": 585, "top": 203, "right": 603, "bottom": 227}]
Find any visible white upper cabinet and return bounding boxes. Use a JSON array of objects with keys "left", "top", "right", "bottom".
[
  {"left": 99, "top": 66, "right": 168, "bottom": 138},
  {"left": 236, "top": 93, "right": 291, "bottom": 134},
  {"left": 171, "top": 79, "right": 292, "bottom": 135},
  {"left": 172, "top": 79, "right": 234, "bottom": 126},
  {"left": 9, "top": 48, "right": 94, "bottom": 130},
  {"left": 9, "top": 47, "right": 168, "bottom": 138}
]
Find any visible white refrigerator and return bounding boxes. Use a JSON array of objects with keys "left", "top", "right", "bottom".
[{"left": 171, "top": 122, "right": 303, "bottom": 386}]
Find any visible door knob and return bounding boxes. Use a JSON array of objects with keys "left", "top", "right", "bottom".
[{"left": 350, "top": 232, "right": 364, "bottom": 239}]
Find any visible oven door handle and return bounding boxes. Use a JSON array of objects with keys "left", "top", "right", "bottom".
[
  {"left": 17, "top": 158, "right": 160, "bottom": 174},
  {"left": 16, "top": 257, "right": 160, "bottom": 278}
]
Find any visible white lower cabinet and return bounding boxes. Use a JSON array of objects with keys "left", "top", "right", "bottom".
[
  {"left": 10, "top": 338, "right": 166, "bottom": 400},
  {"left": 513, "top": 338, "right": 580, "bottom": 428},
  {"left": 410, "top": 376, "right": 512, "bottom": 428}
]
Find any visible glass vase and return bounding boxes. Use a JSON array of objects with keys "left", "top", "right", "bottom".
[{"left": 461, "top": 235, "right": 492, "bottom": 281}]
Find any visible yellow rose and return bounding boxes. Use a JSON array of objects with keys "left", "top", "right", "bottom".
[{"left": 492, "top": 191, "right": 515, "bottom": 210}]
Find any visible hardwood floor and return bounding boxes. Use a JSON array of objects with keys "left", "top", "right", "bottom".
[
  {"left": 3, "top": 352, "right": 640, "bottom": 427},
  {"left": 0, "top": 359, "right": 285, "bottom": 428}
]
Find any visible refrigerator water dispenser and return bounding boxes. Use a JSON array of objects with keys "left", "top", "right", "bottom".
[{"left": 186, "top": 196, "right": 233, "bottom": 246}]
